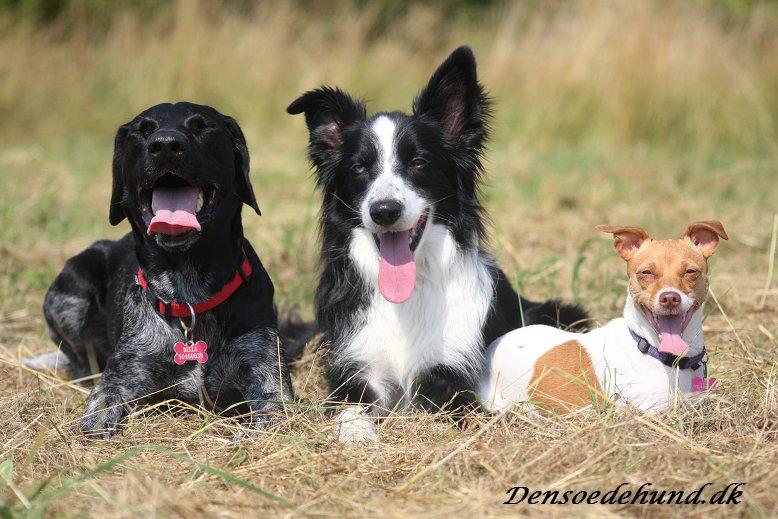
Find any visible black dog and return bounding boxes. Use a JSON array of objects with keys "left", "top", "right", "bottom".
[
  {"left": 288, "top": 47, "right": 586, "bottom": 442},
  {"left": 37, "top": 102, "right": 293, "bottom": 438}
]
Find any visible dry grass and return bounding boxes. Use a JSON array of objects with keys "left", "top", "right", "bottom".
[{"left": 1, "top": 1, "right": 777, "bottom": 517}]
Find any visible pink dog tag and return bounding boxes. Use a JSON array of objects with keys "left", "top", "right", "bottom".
[
  {"left": 173, "top": 340, "right": 209, "bottom": 365},
  {"left": 692, "top": 376, "right": 717, "bottom": 393}
]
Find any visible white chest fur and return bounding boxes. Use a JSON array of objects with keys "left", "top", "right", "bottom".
[{"left": 342, "top": 224, "right": 494, "bottom": 409}]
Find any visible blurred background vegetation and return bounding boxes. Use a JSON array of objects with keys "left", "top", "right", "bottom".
[{"left": 1, "top": 0, "right": 776, "bottom": 153}]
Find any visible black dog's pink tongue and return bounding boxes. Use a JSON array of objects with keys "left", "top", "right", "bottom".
[
  {"left": 147, "top": 187, "right": 202, "bottom": 236},
  {"left": 378, "top": 230, "right": 416, "bottom": 304},
  {"left": 657, "top": 314, "right": 689, "bottom": 356}
]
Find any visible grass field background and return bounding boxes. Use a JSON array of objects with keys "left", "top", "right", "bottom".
[{"left": 0, "top": 1, "right": 777, "bottom": 516}]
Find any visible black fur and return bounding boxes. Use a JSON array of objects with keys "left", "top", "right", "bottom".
[
  {"left": 287, "top": 46, "right": 587, "bottom": 419},
  {"left": 43, "top": 102, "right": 292, "bottom": 438}
]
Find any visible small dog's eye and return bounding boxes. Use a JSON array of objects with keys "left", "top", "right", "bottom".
[
  {"left": 352, "top": 163, "right": 367, "bottom": 175},
  {"left": 685, "top": 268, "right": 699, "bottom": 275},
  {"left": 137, "top": 119, "right": 157, "bottom": 137},
  {"left": 640, "top": 269, "right": 653, "bottom": 276},
  {"left": 186, "top": 115, "right": 208, "bottom": 132},
  {"left": 410, "top": 157, "right": 428, "bottom": 169}
]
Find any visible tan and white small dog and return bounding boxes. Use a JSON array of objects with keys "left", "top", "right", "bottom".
[{"left": 478, "top": 221, "right": 727, "bottom": 414}]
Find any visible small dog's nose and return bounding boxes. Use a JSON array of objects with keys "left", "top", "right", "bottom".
[
  {"left": 659, "top": 291, "right": 682, "bottom": 309},
  {"left": 370, "top": 199, "right": 403, "bottom": 227},
  {"left": 147, "top": 131, "right": 186, "bottom": 161}
]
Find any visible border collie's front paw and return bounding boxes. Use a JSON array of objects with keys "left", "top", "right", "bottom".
[
  {"left": 73, "top": 385, "right": 129, "bottom": 439},
  {"left": 335, "top": 406, "right": 378, "bottom": 444}
]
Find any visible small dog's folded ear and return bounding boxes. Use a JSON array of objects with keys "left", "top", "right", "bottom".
[
  {"left": 682, "top": 221, "right": 728, "bottom": 258},
  {"left": 109, "top": 123, "right": 131, "bottom": 225},
  {"left": 597, "top": 225, "right": 651, "bottom": 261},
  {"left": 287, "top": 87, "right": 366, "bottom": 168},
  {"left": 412, "top": 45, "right": 490, "bottom": 149},
  {"left": 223, "top": 116, "right": 261, "bottom": 216}
]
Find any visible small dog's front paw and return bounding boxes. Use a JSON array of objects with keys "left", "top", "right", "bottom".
[
  {"left": 335, "top": 407, "right": 378, "bottom": 444},
  {"left": 72, "top": 385, "right": 129, "bottom": 439}
]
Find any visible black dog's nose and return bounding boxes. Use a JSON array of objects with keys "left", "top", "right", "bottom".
[
  {"left": 147, "top": 131, "right": 186, "bottom": 161},
  {"left": 370, "top": 199, "right": 403, "bottom": 226}
]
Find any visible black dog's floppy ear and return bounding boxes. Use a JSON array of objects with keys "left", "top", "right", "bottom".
[
  {"left": 413, "top": 45, "right": 490, "bottom": 149},
  {"left": 223, "top": 115, "right": 261, "bottom": 216},
  {"left": 109, "top": 122, "right": 131, "bottom": 225},
  {"left": 286, "top": 87, "right": 366, "bottom": 165}
]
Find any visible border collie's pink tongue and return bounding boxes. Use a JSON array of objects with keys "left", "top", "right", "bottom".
[
  {"left": 657, "top": 314, "right": 689, "bottom": 356},
  {"left": 378, "top": 230, "right": 416, "bottom": 304},
  {"left": 147, "top": 187, "right": 202, "bottom": 236}
]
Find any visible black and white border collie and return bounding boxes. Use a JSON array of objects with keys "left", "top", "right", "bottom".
[{"left": 288, "top": 46, "right": 586, "bottom": 442}]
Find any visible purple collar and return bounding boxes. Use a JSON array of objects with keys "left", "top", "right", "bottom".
[{"left": 629, "top": 328, "right": 707, "bottom": 371}]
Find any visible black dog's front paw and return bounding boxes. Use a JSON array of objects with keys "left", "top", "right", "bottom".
[
  {"left": 231, "top": 405, "right": 287, "bottom": 442},
  {"left": 72, "top": 385, "right": 130, "bottom": 439}
]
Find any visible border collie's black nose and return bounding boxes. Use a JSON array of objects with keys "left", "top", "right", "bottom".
[
  {"left": 148, "top": 130, "right": 186, "bottom": 161},
  {"left": 370, "top": 199, "right": 403, "bottom": 226}
]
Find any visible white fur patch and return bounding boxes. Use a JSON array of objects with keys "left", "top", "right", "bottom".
[
  {"left": 343, "top": 223, "right": 494, "bottom": 410},
  {"left": 335, "top": 406, "right": 378, "bottom": 443},
  {"left": 22, "top": 350, "right": 70, "bottom": 371},
  {"left": 360, "top": 116, "right": 427, "bottom": 233}
]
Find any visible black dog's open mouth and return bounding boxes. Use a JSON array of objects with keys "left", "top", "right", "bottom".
[{"left": 140, "top": 174, "right": 218, "bottom": 236}]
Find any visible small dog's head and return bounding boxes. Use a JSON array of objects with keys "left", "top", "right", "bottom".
[
  {"left": 287, "top": 46, "right": 489, "bottom": 303},
  {"left": 109, "top": 102, "right": 260, "bottom": 251},
  {"left": 598, "top": 221, "right": 728, "bottom": 355}
]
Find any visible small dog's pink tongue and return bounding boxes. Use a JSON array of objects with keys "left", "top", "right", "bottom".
[
  {"left": 657, "top": 314, "right": 689, "bottom": 356},
  {"left": 147, "top": 187, "right": 201, "bottom": 236},
  {"left": 378, "top": 231, "right": 416, "bottom": 304}
]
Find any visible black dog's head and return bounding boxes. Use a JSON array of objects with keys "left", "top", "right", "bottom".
[
  {"left": 110, "top": 102, "right": 260, "bottom": 251},
  {"left": 287, "top": 46, "right": 490, "bottom": 303}
]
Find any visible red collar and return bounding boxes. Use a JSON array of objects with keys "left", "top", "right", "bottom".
[{"left": 136, "top": 254, "right": 252, "bottom": 318}]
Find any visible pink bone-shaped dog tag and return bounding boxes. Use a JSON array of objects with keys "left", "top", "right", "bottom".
[
  {"left": 692, "top": 376, "right": 717, "bottom": 393},
  {"left": 173, "top": 340, "right": 209, "bottom": 365}
]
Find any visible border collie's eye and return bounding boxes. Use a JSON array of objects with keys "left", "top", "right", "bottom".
[
  {"left": 186, "top": 115, "right": 208, "bottom": 132},
  {"left": 137, "top": 119, "right": 157, "bottom": 137},
  {"left": 352, "top": 163, "right": 367, "bottom": 175},
  {"left": 410, "top": 157, "right": 428, "bottom": 169}
]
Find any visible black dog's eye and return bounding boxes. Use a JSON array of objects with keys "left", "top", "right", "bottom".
[
  {"left": 352, "top": 163, "right": 367, "bottom": 175},
  {"left": 186, "top": 115, "right": 209, "bottom": 132},
  {"left": 410, "top": 157, "right": 428, "bottom": 169},
  {"left": 137, "top": 119, "right": 157, "bottom": 137}
]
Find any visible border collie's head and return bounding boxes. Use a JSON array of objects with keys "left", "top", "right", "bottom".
[{"left": 288, "top": 46, "right": 490, "bottom": 303}]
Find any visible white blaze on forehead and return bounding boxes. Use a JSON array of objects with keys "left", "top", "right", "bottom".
[
  {"left": 361, "top": 115, "right": 428, "bottom": 233},
  {"left": 372, "top": 115, "right": 397, "bottom": 174}
]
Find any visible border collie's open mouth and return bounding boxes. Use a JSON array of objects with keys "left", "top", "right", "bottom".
[
  {"left": 140, "top": 174, "right": 218, "bottom": 236},
  {"left": 642, "top": 304, "right": 698, "bottom": 356},
  {"left": 375, "top": 209, "right": 430, "bottom": 305}
]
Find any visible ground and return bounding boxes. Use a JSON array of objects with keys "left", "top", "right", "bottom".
[{"left": 0, "top": 1, "right": 776, "bottom": 517}]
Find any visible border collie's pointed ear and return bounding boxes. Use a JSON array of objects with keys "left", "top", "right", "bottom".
[
  {"left": 413, "top": 45, "right": 490, "bottom": 148},
  {"left": 223, "top": 115, "right": 260, "bottom": 216},
  {"left": 109, "top": 122, "right": 131, "bottom": 225},
  {"left": 286, "top": 87, "right": 366, "bottom": 165},
  {"left": 682, "top": 221, "right": 728, "bottom": 258},
  {"left": 597, "top": 225, "right": 651, "bottom": 261}
]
